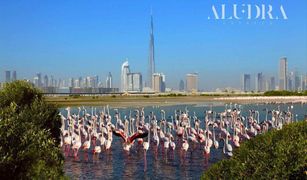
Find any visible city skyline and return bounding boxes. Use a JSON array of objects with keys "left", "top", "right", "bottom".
[
  {"left": 0, "top": 1, "right": 306, "bottom": 90},
  {"left": 3, "top": 56, "right": 307, "bottom": 92}
]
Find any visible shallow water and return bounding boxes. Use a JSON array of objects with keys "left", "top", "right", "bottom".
[{"left": 63, "top": 103, "right": 307, "bottom": 179}]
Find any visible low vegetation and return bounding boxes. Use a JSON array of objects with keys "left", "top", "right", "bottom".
[
  {"left": 202, "top": 121, "right": 307, "bottom": 179},
  {"left": 0, "top": 81, "right": 65, "bottom": 179},
  {"left": 263, "top": 90, "right": 307, "bottom": 96},
  {"left": 158, "top": 93, "right": 187, "bottom": 97}
]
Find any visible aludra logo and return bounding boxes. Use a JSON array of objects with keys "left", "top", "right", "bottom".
[{"left": 208, "top": 4, "right": 288, "bottom": 20}]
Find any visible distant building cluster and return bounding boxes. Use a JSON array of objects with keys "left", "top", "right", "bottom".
[
  {"left": 121, "top": 61, "right": 143, "bottom": 92},
  {"left": 119, "top": 13, "right": 199, "bottom": 93},
  {"left": 241, "top": 57, "right": 307, "bottom": 92},
  {"left": 1, "top": 70, "right": 118, "bottom": 93}
]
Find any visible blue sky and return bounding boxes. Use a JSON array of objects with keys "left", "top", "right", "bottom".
[{"left": 0, "top": 0, "right": 306, "bottom": 90}]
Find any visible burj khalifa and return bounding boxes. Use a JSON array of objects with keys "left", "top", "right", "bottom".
[{"left": 148, "top": 12, "right": 155, "bottom": 89}]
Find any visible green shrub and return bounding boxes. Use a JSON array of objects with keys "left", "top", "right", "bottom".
[
  {"left": 69, "top": 94, "right": 80, "bottom": 98},
  {"left": 0, "top": 81, "right": 65, "bottom": 179},
  {"left": 202, "top": 121, "right": 307, "bottom": 179},
  {"left": 263, "top": 90, "right": 306, "bottom": 96}
]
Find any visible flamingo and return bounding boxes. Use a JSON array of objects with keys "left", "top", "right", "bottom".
[
  {"left": 82, "top": 127, "right": 91, "bottom": 152},
  {"left": 182, "top": 139, "right": 189, "bottom": 154},
  {"left": 72, "top": 127, "right": 81, "bottom": 160},
  {"left": 170, "top": 136, "right": 176, "bottom": 151},
  {"left": 181, "top": 128, "right": 189, "bottom": 156},
  {"left": 212, "top": 123, "right": 219, "bottom": 149},
  {"left": 105, "top": 125, "right": 113, "bottom": 151},
  {"left": 223, "top": 134, "right": 233, "bottom": 157},
  {"left": 143, "top": 124, "right": 150, "bottom": 171},
  {"left": 63, "top": 129, "right": 72, "bottom": 157},
  {"left": 59, "top": 105, "right": 297, "bottom": 164}
]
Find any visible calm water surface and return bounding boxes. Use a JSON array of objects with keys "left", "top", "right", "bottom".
[{"left": 63, "top": 103, "right": 307, "bottom": 179}]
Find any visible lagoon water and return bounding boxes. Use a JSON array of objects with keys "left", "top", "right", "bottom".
[{"left": 63, "top": 103, "right": 307, "bottom": 179}]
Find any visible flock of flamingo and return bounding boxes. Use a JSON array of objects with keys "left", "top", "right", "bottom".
[{"left": 60, "top": 104, "right": 295, "bottom": 168}]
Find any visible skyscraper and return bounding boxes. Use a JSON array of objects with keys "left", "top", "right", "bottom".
[
  {"left": 186, "top": 73, "right": 198, "bottom": 92},
  {"left": 268, "top": 76, "right": 276, "bottom": 91},
  {"left": 279, "top": 57, "right": 287, "bottom": 90},
  {"left": 106, "top": 72, "right": 112, "bottom": 88},
  {"left": 179, "top": 80, "right": 185, "bottom": 91},
  {"left": 127, "top": 73, "right": 143, "bottom": 92},
  {"left": 69, "top": 78, "right": 74, "bottom": 88},
  {"left": 5, "top": 70, "right": 11, "bottom": 82},
  {"left": 51, "top": 75, "right": 55, "bottom": 87},
  {"left": 300, "top": 74, "right": 306, "bottom": 91},
  {"left": 152, "top": 73, "right": 163, "bottom": 92},
  {"left": 33, "top": 76, "right": 39, "bottom": 87},
  {"left": 93, "top": 75, "right": 99, "bottom": 88},
  {"left": 242, "top": 74, "right": 251, "bottom": 92},
  {"left": 148, "top": 12, "right": 155, "bottom": 88},
  {"left": 36, "top": 73, "right": 42, "bottom": 87},
  {"left": 78, "top": 77, "right": 82, "bottom": 88},
  {"left": 12, "top": 71, "right": 17, "bottom": 81},
  {"left": 161, "top": 74, "right": 166, "bottom": 92},
  {"left": 121, "top": 61, "right": 130, "bottom": 92},
  {"left": 294, "top": 71, "right": 300, "bottom": 91},
  {"left": 43, "top": 75, "right": 49, "bottom": 87},
  {"left": 255, "top": 73, "right": 264, "bottom": 92},
  {"left": 85, "top": 77, "right": 91, "bottom": 88},
  {"left": 288, "top": 71, "right": 294, "bottom": 91}
]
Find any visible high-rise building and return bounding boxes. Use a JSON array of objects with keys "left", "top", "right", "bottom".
[
  {"left": 50, "top": 75, "right": 55, "bottom": 87},
  {"left": 152, "top": 73, "right": 163, "bottom": 92},
  {"left": 294, "top": 71, "right": 300, "bottom": 91},
  {"left": 69, "top": 78, "right": 74, "bottom": 88},
  {"left": 78, "top": 77, "right": 82, "bottom": 88},
  {"left": 12, "top": 71, "right": 17, "bottom": 81},
  {"left": 148, "top": 12, "right": 155, "bottom": 88},
  {"left": 242, "top": 74, "right": 251, "bottom": 92},
  {"left": 186, "top": 73, "right": 198, "bottom": 92},
  {"left": 161, "top": 74, "right": 166, "bottom": 92},
  {"left": 5, "top": 70, "right": 11, "bottom": 82},
  {"left": 179, "top": 80, "right": 185, "bottom": 92},
  {"left": 255, "top": 73, "right": 264, "bottom": 92},
  {"left": 304, "top": 74, "right": 307, "bottom": 90},
  {"left": 43, "top": 75, "right": 49, "bottom": 87},
  {"left": 33, "top": 76, "right": 39, "bottom": 87},
  {"left": 85, "top": 77, "right": 91, "bottom": 88},
  {"left": 267, "top": 76, "right": 276, "bottom": 91},
  {"left": 36, "top": 73, "right": 42, "bottom": 87},
  {"left": 300, "top": 74, "right": 306, "bottom": 91},
  {"left": 106, "top": 72, "right": 112, "bottom": 88},
  {"left": 93, "top": 75, "right": 99, "bottom": 88},
  {"left": 127, "top": 73, "right": 143, "bottom": 92},
  {"left": 121, "top": 61, "right": 130, "bottom": 92},
  {"left": 279, "top": 57, "right": 287, "bottom": 90}
]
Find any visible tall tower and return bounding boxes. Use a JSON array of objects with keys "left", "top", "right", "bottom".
[
  {"left": 148, "top": 11, "right": 155, "bottom": 88},
  {"left": 186, "top": 73, "right": 198, "bottom": 92},
  {"left": 279, "top": 57, "right": 287, "bottom": 90},
  {"left": 121, "top": 60, "right": 130, "bottom": 92},
  {"left": 12, "top": 71, "right": 17, "bottom": 81},
  {"left": 5, "top": 70, "right": 11, "bottom": 82},
  {"left": 242, "top": 74, "right": 251, "bottom": 92},
  {"left": 106, "top": 72, "right": 112, "bottom": 88},
  {"left": 255, "top": 73, "right": 264, "bottom": 92}
]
